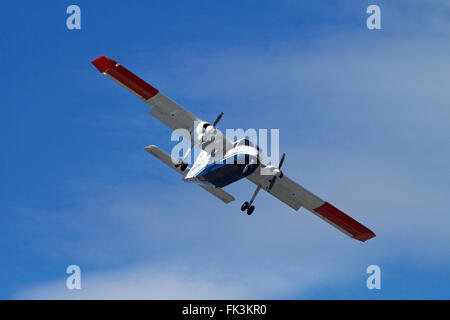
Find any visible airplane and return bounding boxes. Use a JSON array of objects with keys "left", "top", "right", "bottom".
[{"left": 91, "top": 56, "right": 376, "bottom": 242}]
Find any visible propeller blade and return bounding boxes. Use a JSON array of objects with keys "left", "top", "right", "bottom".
[
  {"left": 279, "top": 153, "right": 286, "bottom": 168},
  {"left": 212, "top": 112, "right": 224, "bottom": 127},
  {"left": 268, "top": 177, "right": 277, "bottom": 191}
]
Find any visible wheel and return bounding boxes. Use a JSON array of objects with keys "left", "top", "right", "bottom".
[
  {"left": 241, "top": 201, "right": 249, "bottom": 211},
  {"left": 174, "top": 159, "right": 182, "bottom": 167},
  {"left": 180, "top": 163, "right": 188, "bottom": 171},
  {"left": 247, "top": 205, "right": 255, "bottom": 215}
]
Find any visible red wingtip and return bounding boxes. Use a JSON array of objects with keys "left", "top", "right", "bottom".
[
  {"left": 91, "top": 56, "right": 115, "bottom": 73},
  {"left": 313, "top": 202, "right": 376, "bottom": 242},
  {"left": 354, "top": 231, "right": 376, "bottom": 242},
  {"left": 90, "top": 56, "right": 159, "bottom": 100}
]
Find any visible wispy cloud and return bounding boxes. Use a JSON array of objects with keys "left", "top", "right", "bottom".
[{"left": 16, "top": 262, "right": 331, "bottom": 299}]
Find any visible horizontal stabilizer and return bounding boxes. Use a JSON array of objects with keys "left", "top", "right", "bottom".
[{"left": 144, "top": 145, "right": 235, "bottom": 204}]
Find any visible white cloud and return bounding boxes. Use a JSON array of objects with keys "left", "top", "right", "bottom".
[{"left": 16, "top": 261, "right": 332, "bottom": 299}]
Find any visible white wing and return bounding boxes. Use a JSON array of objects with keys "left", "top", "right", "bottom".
[
  {"left": 247, "top": 165, "right": 376, "bottom": 242},
  {"left": 92, "top": 56, "right": 199, "bottom": 139}
]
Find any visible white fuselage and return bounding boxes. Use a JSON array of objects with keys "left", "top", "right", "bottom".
[{"left": 184, "top": 145, "right": 260, "bottom": 188}]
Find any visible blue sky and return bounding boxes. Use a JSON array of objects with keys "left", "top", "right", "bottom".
[{"left": 1, "top": 0, "right": 449, "bottom": 299}]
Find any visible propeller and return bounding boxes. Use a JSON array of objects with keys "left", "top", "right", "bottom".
[
  {"left": 212, "top": 112, "right": 224, "bottom": 127},
  {"left": 268, "top": 153, "right": 286, "bottom": 191},
  {"left": 177, "top": 112, "right": 224, "bottom": 170},
  {"left": 202, "top": 112, "right": 223, "bottom": 143}
]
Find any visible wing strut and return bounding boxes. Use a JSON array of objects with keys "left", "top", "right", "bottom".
[
  {"left": 241, "top": 153, "right": 286, "bottom": 216},
  {"left": 240, "top": 185, "right": 262, "bottom": 215}
]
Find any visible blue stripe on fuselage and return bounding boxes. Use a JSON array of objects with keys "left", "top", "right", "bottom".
[
  {"left": 191, "top": 154, "right": 258, "bottom": 188},
  {"left": 197, "top": 154, "right": 248, "bottom": 177}
]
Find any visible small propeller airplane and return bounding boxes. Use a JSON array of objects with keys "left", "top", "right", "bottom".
[{"left": 92, "top": 56, "right": 376, "bottom": 242}]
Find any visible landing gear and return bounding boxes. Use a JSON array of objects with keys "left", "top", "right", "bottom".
[
  {"left": 240, "top": 201, "right": 255, "bottom": 215},
  {"left": 240, "top": 153, "right": 286, "bottom": 215},
  {"left": 174, "top": 140, "right": 196, "bottom": 172},
  {"left": 240, "top": 185, "right": 261, "bottom": 215},
  {"left": 174, "top": 162, "right": 188, "bottom": 172}
]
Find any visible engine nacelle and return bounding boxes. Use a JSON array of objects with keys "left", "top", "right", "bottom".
[
  {"left": 265, "top": 165, "right": 281, "bottom": 177},
  {"left": 203, "top": 125, "right": 216, "bottom": 142},
  {"left": 193, "top": 121, "right": 218, "bottom": 144}
]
